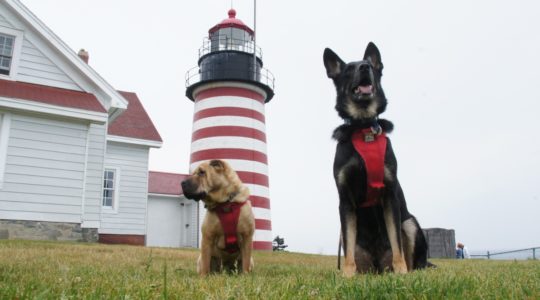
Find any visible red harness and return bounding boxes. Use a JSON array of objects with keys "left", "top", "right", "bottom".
[
  {"left": 214, "top": 200, "right": 247, "bottom": 253},
  {"left": 352, "top": 128, "right": 387, "bottom": 207}
]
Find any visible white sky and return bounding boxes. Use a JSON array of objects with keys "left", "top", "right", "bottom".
[{"left": 21, "top": 0, "right": 540, "bottom": 254}]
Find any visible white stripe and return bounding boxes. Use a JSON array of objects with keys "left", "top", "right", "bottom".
[
  {"left": 254, "top": 229, "right": 273, "bottom": 242},
  {"left": 192, "top": 116, "right": 266, "bottom": 133},
  {"left": 244, "top": 183, "right": 270, "bottom": 198},
  {"left": 252, "top": 207, "right": 271, "bottom": 220},
  {"left": 191, "top": 136, "right": 267, "bottom": 155},
  {"left": 194, "top": 96, "right": 266, "bottom": 115},
  {"left": 190, "top": 159, "right": 268, "bottom": 176}
]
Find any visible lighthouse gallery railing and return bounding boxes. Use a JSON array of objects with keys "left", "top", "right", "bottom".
[{"left": 198, "top": 36, "right": 263, "bottom": 59}]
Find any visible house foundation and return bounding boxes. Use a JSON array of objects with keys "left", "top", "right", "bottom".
[{"left": 0, "top": 220, "right": 98, "bottom": 242}]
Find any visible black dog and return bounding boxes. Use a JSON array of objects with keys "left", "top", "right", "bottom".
[{"left": 324, "top": 42, "right": 429, "bottom": 276}]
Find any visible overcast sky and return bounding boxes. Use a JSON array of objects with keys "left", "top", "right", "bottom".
[{"left": 21, "top": 0, "right": 540, "bottom": 255}]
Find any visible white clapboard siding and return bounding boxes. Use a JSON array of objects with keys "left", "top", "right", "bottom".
[
  {"left": 99, "top": 142, "right": 149, "bottom": 235},
  {"left": 82, "top": 123, "right": 106, "bottom": 227},
  {"left": 0, "top": 113, "right": 89, "bottom": 223},
  {"left": 0, "top": 9, "right": 81, "bottom": 91},
  {"left": 0, "top": 11, "right": 11, "bottom": 28},
  {"left": 147, "top": 195, "right": 199, "bottom": 248},
  {"left": 188, "top": 199, "right": 198, "bottom": 247}
]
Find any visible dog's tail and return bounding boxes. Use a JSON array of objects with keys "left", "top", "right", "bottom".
[{"left": 337, "top": 231, "right": 342, "bottom": 270}]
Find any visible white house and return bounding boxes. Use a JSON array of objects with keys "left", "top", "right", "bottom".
[
  {"left": 147, "top": 171, "right": 198, "bottom": 248},
  {"left": 0, "top": 0, "right": 197, "bottom": 248}
]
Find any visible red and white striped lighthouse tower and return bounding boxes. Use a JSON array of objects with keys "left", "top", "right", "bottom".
[{"left": 185, "top": 9, "right": 275, "bottom": 250}]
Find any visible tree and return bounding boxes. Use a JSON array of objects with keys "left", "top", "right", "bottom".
[{"left": 272, "top": 235, "right": 288, "bottom": 251}]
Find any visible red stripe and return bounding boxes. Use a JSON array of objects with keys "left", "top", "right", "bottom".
[
  {"left": 195, "top": 87, "right": 265, "bottom": 103},
  {"left": 191, "top": 149, "right": 267, "bottom": 164},
  {"left": 192, "top": 126, "right": 266, "bottom": 142},
  {"left": 252, "top": 241, "right": 272, "bottom": 251},
  {"left": 250, "top": 196, "right": 270, "bottom": 209},
  {"left": 237, "top": 171, "right": 269, "bottom": 187},
  {"left": 194, "top": 107, "right": 265, "bottom": 123},
  {"left": 255, "top": 219, "right": 272, "bottom": 230}
]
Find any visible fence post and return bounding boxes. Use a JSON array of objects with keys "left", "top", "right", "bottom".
[
  {"left": 533, "top": 248, "right": 536, "bottom": 260},
  {"left": 487, "top": 251, "right": 490, "bottom": 259}
]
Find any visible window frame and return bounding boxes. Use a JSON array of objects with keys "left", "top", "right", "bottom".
[
  {"left": 0, "top": 34, "right": 15, "bottom": 75},
  {"left": 0, "top": 112, "right": 11, "bottom": 189},
  {"left": 0, "top": 27, "right": 23, "bottom": 80},
  {"left": 102, "top": 167, "right": 120, "bottom": 213}
]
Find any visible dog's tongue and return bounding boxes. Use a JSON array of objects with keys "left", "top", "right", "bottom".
[{"left": 357, "top": 85, "right": 373, "bottom": 94}]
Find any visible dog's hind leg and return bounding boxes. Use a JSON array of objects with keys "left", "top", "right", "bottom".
[
  {"left": 222, "top": 258, "right": 236, "bottom": 274},
  {"left": 210, "top": 256, "right": 222, "bottom": 273},
  {"left": 401, "top": 218, "right": 417, "bottom": 271},
  {"left": 382, "top": 198, "right": 408, "bottom": 274},
  {"left": 409, "top": 217, "right": 430, "bottom": 269},
  {"left": 354, "top": 245, "right": 376, "bottom": 273}
]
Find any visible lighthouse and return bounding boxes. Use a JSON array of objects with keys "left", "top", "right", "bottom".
[{"left": 185, "top": 9, "right": 275, "bottom": 250}]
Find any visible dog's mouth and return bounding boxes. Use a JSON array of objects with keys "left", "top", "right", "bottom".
[
  {"left": 354, "top": 84, "right": 373, "bottom": 95},
  {"left": 352, "top": 78, "right": 374, "bottom": 99},
  {"left": 183, "top": 191, "right": 206, "bottom": 202}
]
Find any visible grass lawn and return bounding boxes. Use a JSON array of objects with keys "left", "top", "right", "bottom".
[{"left": 0, "top": 240, "right": 539, "bottom": 299}]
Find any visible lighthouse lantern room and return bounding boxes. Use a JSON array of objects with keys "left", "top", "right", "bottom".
[{"left": 185, "top": 9, "right": 275, "bottom": 250}]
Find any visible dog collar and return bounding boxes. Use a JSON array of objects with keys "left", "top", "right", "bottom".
[
  {"left": 352, "top": 128, "right": 387, "bottom": 207},
  {"left": 213, "top": 200, "right": 248, "bottom": 253},
  {"left": 345, "top": 117, "right": 380, "bottom": 129}
]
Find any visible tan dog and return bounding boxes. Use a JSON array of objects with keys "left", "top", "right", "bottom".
[{"left": 180, "top": 159, "right": 255, "bottom": 275}]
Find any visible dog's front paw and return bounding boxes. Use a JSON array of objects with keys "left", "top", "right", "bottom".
[
  {"left": 392, "top": 261, "right": 408, "bottom": 274},
  {"left": 343, "top": 263, "right": 356, "bottom": 278}
]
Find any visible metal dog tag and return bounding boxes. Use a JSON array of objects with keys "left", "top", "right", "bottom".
[{"left": 364, "top": 133, "right": 375, "bottom": 142}]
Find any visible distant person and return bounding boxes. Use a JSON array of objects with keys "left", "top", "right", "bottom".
[
  {"left": 456, "top": 244, "right": 464, "bottom": 259},
  {"left": 456, "top": 242, "right": 470, "bottom": 259},
  {"left": 462, "top": 243, "right": 470, "bottom": 258}
]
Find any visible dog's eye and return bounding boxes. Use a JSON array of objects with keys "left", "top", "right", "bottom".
[
  {"left": 344, "top": 65, "right": 355, "bottom": 74},
  {"left": 198, "top": 170, "right": 206, "bottom": 177}
]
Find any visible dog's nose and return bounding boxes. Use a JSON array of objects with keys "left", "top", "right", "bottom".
[
  {"left": 181, "top": 180, "right": 188, "bottom": 190},
  {"left": 359, "top": 64, "right": 370, "bottom": 72}
]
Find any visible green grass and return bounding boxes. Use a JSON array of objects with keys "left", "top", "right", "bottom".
[{"left": 0, "top": 240, "right": 539, "bottom": 299}]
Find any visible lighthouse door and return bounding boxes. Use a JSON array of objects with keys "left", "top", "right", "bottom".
[{"left": 180, "top": 202, "right": 193, "bottom": 247}]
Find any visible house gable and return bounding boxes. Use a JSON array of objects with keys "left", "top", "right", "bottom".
[
  {"left": 0, "top": 0, "right": 127, "bottom": 119},
  {"left": 0, "top": 12, "right": 80, "bottom": 91}
]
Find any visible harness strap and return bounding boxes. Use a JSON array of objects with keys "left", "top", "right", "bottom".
[
  {"left": 214, "top": 200, "right": 247, "bottom": 253},
  {"left": 352, "top": 128, "right": 387, "bottom": 207}
]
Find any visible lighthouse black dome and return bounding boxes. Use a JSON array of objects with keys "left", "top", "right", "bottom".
[{"left": 185, "top": 9, "right": 274, "bottom": 102}]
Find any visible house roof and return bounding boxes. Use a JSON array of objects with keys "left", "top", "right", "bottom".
[
  {"left": 0, "top": 79, "right": 106, "bottom": 113},
  {"left": 148, "top": 171, "right": 188, "bottom": 196},
  {"left": 108, "top": 91, "right": 162, "bottom": 143},
  {"left": 5, "top": 0, "right": 128, "bottom": 117}
]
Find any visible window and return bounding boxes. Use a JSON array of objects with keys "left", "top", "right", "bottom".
[
  {"left": 0, "top": 34, "right": 15, "bottom": 76},
  {"left": 102, "top": 168, "right": 119, "bottom": 209},
  {"left": 0, "top": 27, "right": 23, "bottom": 79}
]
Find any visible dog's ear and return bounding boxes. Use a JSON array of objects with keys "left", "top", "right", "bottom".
[
  {"left": 363, "top": 42, "right": 383, "bottom": 72},
  {"left": 209, "top": 159, "right": 225, "bottom": 172},
  {"left": 323, "top": 48, "right": 345, "bottom": 79}
]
